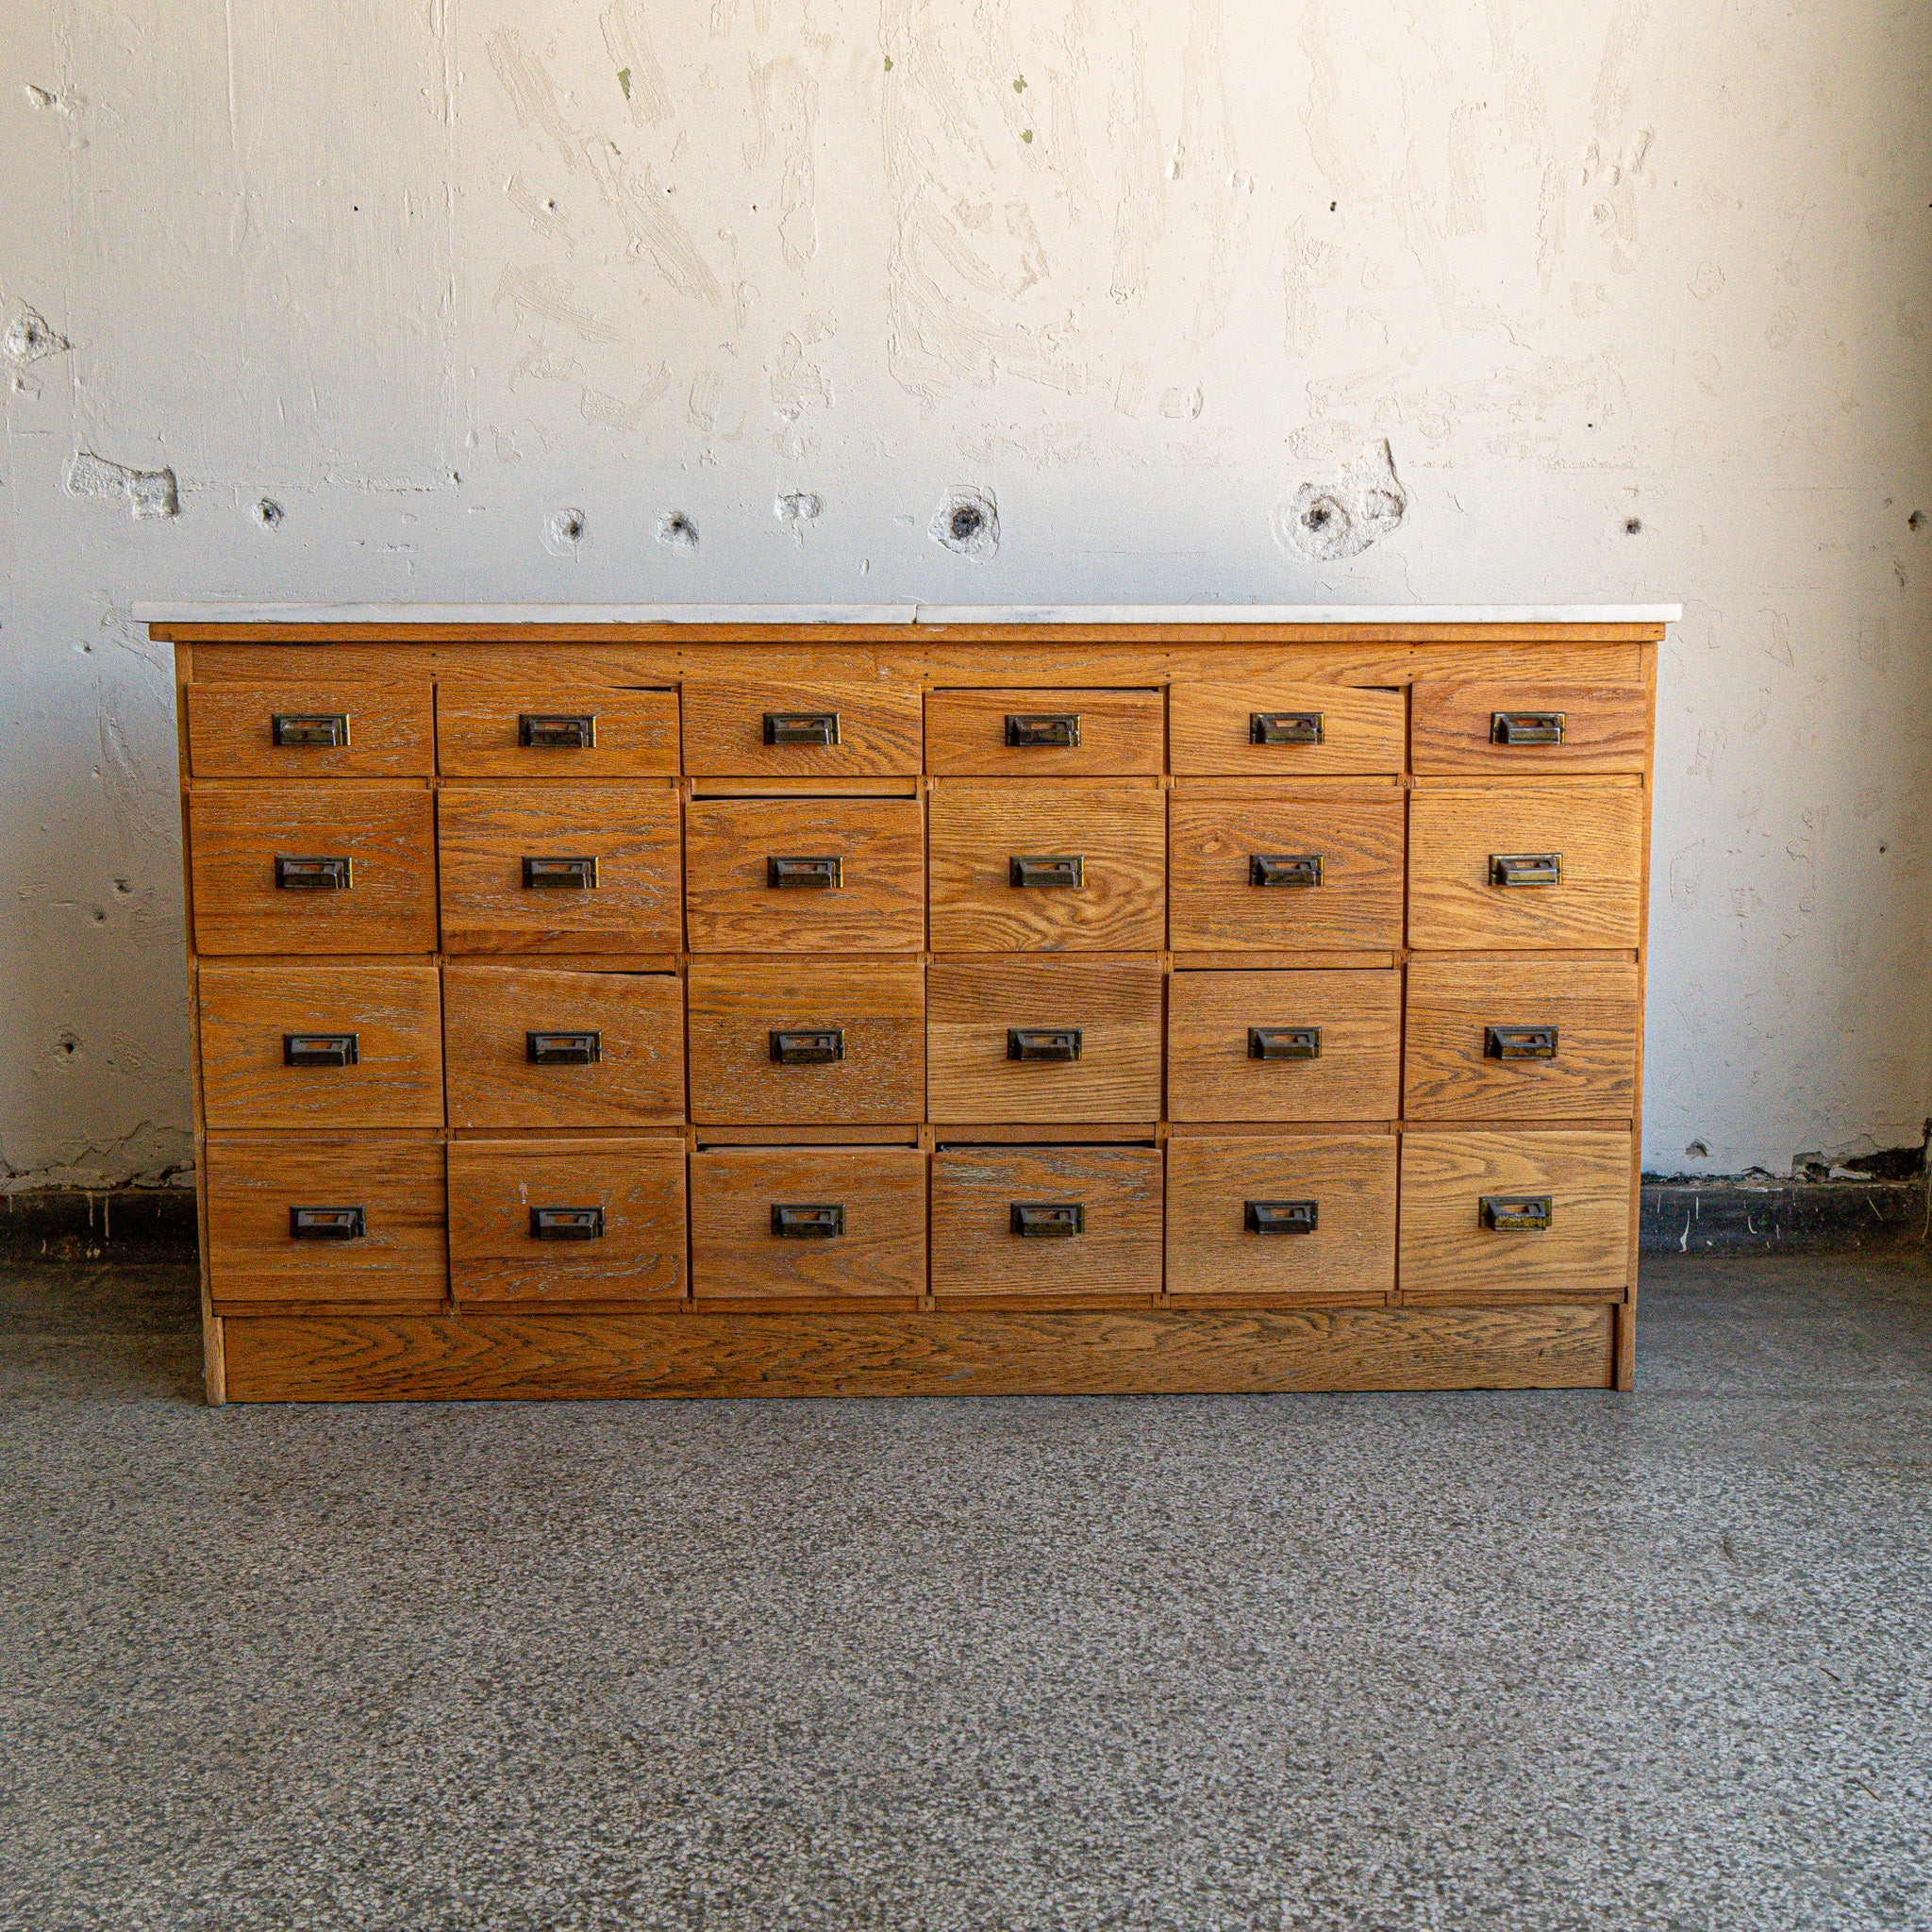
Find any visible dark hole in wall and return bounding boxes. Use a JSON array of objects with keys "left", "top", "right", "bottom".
[{"left": 950, "top": 504, "right": 984, "bottom": 541}]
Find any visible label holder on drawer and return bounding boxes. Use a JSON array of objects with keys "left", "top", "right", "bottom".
[
  {"left": 283, "top": 1032, "right": 358, "bottom": 1068},
  {"left": 289, "top": 1206, "right": 365, "bottom": 1241},
  {"left": 1245, "top": 1199, "right": 1319, "bottom": 1235},
  {"left": 1480, "top": 1194, "right": 1555, "bottom": 1232},
  {"left": 530, "top": 1206, "right": 605, "bottom": 1241}
]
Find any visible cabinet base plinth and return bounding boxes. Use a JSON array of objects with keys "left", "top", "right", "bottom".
[{"left": 220, "top": 1304, "right": 1615, "bottom": 1402}]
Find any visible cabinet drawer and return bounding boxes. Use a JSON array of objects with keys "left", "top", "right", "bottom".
[
  {"left": 186, "top": 683, "right": 434, "bottom": 777},
  {"left": 205, "top": 1136, "right": 446, "bottom": 1307},
  {"left": 198, "top": 961, "right": 443, "bottom": 1128},
  {"left": 447, "top": 1137, "right": 687, "bottom": 1306},
  {"left": 1169, "top": 682, "right": 1404, "bottom": 775},
  {"left": 436, "top": 686, "right": 679, "bottom": 776},
  {"left": 1166, "top": 969, "right": 1400, "bottom": 1122},
  {"left": 685, "top": 798, "right": 924, "bottom": 953},
  {"left": 438, "top": 783, "right": 682, "bottom": 955},
  {"left": 1165, "top": 1133, "right": 1396, "bottom": 1301},
  {"left": 1167, "top": 789, "right": 1405, "bottom": 952},
  {"left": 926, "top": 957, "right": 1161, "bottom": 1124},
  {"left": 690, "top": 1147, "right": 927, "bottom": 1299},
  {"left": 1407, "top": 782, "right": 1645, "bottom": 950},
  {"left": 442, "top": 965, "right": 685, "bottom": 1128},
  {"left": 687, "top": 958, "right": 924, "bottom": 1125},
  {"left": 1404, "top": 958, "right": 1640, "bottom": 1122},
  {"left": 930, "top": 1145, "right": 1162, "bottom": 1298},
  {"left": 682, "top": 678, "right": 922, "bottom": 775},
  {"left": 1398, "top": 1129, "right": 1631, "bottom": 1301},
  {"left": 1411, "top": 680, "right": 1649, "bottom": 774},
  {"left": 924, "top": 689, "right": 1163, "bottom": 776},
  {"left": 189, "top": 784, "right": 438, "bottom": 956},
  {"left": 927, "top": 784, "right": 1165, "bottom": 952}
]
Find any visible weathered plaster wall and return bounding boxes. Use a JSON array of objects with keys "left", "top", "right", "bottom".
[{"left": 3, "top": 2, "right": 1927, "bottom": 1188}]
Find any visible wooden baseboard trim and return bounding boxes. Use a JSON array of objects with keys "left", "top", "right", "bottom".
[{"left": 219, "top": 1303, "right": 1614, "bottom": 1402}]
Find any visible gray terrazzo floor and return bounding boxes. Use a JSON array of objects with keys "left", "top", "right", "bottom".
[{"left": 3, "top": 1253, "right": 1930, "bottom": 1932}]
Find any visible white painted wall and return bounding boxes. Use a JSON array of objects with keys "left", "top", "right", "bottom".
[{"left": 4, "top": 2, "right": 1927, "bottom": 1189}]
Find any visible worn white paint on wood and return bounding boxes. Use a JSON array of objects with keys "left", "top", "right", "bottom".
[{"left": 5, "top": 3, "right": 1929, "bottom": 1186}]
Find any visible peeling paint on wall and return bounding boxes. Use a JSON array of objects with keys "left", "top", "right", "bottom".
[
  {"left": 1275, "top": 441, "right": 1407, "bottom": 563},
  {"left": 63, "top": 453, "right": 178, "bottom": 521}
]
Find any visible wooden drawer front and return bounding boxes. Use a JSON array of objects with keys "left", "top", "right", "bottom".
[
  {"left": 1167, "top": 969, "right": 1400, "bottom": 1122},
  {"left": 442, "top": 965, "right": 685, "bottom": 1128},
  {"left": 682, "top": 678, "right": 922, "bottom": 775},
  {"left": 186, "top": 683, "right": 434, "bottom": 777},
  {"left": 1169, "top": 682, "right": 1405, "bottom": 776},
  {"left": 1404, "top": 958, "right": 1640, "bottom": 1123},
  {"left": 205, "top": 1136, "right": 446, "bottom": 1307},
  {"left": 438, "top": 783, "right": 682, "bottom": 955},
  {"left": 927, "top": 784, "right": 1165, "bottom": 952},
  {"left": 189, "top": 785, "right": 438, "bottom": 956},
  {"left": 1165, "top": 1133, "right": 1396, "bottom": 1301},
  {"left": 436, "top": 686, "right": 679, "bottom": 776},
  {"left": 1411, "top": 680, "right": 1649, "bottom": 774},
  {"left": 198, "top": 962, "right": 443, "bottom": 1128},
  {"left": 685, "top": 798, "right": 924, "bottom": 953},
  {"left": 690, "top": 1147, "right": 927, "bottom": 1299},
  {"left": 930, "top": 1146, "right": 1162, "bottom": 1298},
  {"left": 688, "top": 958, "right": 924, "bottom": 1125},
  {"left": 924, "top": 689, "right": 1163, "bottom": 776},
  {"left": 1167, "top": 791, "right": 1404, "bottom": 953},
  {"left": 926, "top": 958, "right": 1161, "bottom": 1124},
  {"left": 1398, "top": 1129, "right": 1632, "bottom": 1301},
  {"left": 1407, "top": 782, "right": 1644, "bottom": 950},
  {"left": 447, "top": 1138, "right": 687, "bottom": 1306}
]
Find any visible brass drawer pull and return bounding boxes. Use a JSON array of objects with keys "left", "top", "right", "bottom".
[
  {"left": 1246, "top": 1199, "right": 1318, "bottom": 1235},
  {"left": 1490, "top": 853, "right": 1561, "bottom": 888},
  {"left": 1491, "top": 709, "right": 1566, "bottom": 746},
  {"left": 272, "top": 712, "right": 349, "bottom": 748},
  {"left": 283, "top": 1032, "right": 358, "bottom": 1069},
  {"left": 275, "top": 855, "right": 352, "bottom": 891},
  {"left": 1008, "top": 1026, "right": 1082, "bottom": 1062},
  {"left": 523, "top": 856, "right": 597, "bottom": 890},
  {"left": 771, "top": 1028, "right": 844, "bottom": 1065},
  {"left": 1011, "top": 1201, "right": 1083, "bottom": 1238},
  {"left": 520, "top": 712, "right": 596, "bottom": 749},
  {"left": 768, "top": 854, "right": 841, "bottom": 890},
  {"left": 527, "top": 1029, "right": 602, "bottom": 1066},
  {"left": 1248, "top": 1025, "right": 1321, "bottom": 1061},
  {"left": 1010, "top": 854, "right": 1083, "bottom": 889},
  {"left": 764, "top": 710, "right": 840, "bottom": 746},
  {"left": 1480, "top": 1194, "right": 1554, "bottom": 1232},
  {"left": 1250, "top": 711, "right": 1324, "bottom": 745},
  {"left": 773, "top": 1203, "right": 844, "bottom": 1239},
  {"left": 1006, "top": 712, "right": 1080, "bottom": 748},
  {"left": 1250, "top": 853, "right": 1322, "bottom": 888},
  {"left": 530, "top": 1206, "right": 604, "bottom": 1241},
  {"left": 1485, "top": 1024, "right": 1558, "bottom": 1061},
  {"left": 289, "top": 1205, "right": 364, "bottom": 1241}
]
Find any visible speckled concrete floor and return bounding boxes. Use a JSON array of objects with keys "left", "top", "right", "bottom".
[{"left": 2, "top": 1255, "right": 1929, "bottom": 1932}]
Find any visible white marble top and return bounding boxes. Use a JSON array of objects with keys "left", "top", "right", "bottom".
[{"left": 134, "top": 601, "right": 1680, "bottom": 626}]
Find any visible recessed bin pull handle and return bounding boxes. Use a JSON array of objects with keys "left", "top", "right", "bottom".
[
  {"left": 1246, "top": 1199, "right": 1319, "bottom": 1235},
  {"left": 530, "top": 1206, "right": 605, "bottom": 1241},
  {"left": 1008, "top": 1027, "right": 1082, "bottom": 1063},
  {"left": 1485, "top": 1024, "right": 1558, "bottom": 1061},
  {"left": 1006, "top": 713, "right": 1080, "bottom": 748},
  {"left": 1490, "top": 853, "right": 1562, "bottom": 888},
  {"left": 283, "top": 1032, "right": 358, "bottom": 1068},
  {"left": 764, "top": 710, "right": 840, "bottom": 746},
  {"left": 1010, "top": 854, "right": 1083, "bottom": 889},
  {"left": 1011, "top": 1202, "right": 1083, "bottom": 1238},
  {"left": 767, "top": 855, "right": 842, "bottom": 890},
  {"left": 1249, "top": 853, "right": 1323, "bottom": 888},
  {"left": 771, "top": 1029, "right": 844, "bottom": 1065},
  {"left": 275, "top": 855, "right": 352, "bottom": 891},
  {"left": 773, "top": 1203, "right": 844, "bottom": 1239},
  {"left": 520, "top": 712, "right": 596, "bottom": 749},
  {"left": 1248, "top": 1025, "right": 1321, "bottom": 1061},
  {"left": 1491, "top": 710, "right": 1566, "bottom": 746},
  {"left": 1250, "top": 711, "right": 1324, "bottom": 745},
  {"left": 522, "top": 856, "right": 597, "bottom": 891},
  {"left": 290, "top": 1206, "right": 365, "bottom": 1241},
  {"left": 272, "top": 713, "right": 349, "bottom": 748},
  {"left": 527, "top": 1030, "right": 602, "bottom": 1066},
  {"left": 1480, "top": 1195, "right": 1554, "bottom": 1232}
]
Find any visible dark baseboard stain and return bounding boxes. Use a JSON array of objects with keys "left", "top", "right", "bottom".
[
  {"left": 2, "top": 1188, "right": 199, "bottom": 1263},
  {"left": 1641, "top": 1179, "right": 1928, "bottom": 1254}
]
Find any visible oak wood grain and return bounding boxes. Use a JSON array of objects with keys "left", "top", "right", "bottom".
[
  {"left": 924, "top": 687, "right": 1164, "bottom": 775},
  {"left": 187, "top": 682, "right": 434, "bottom": 777},
  {"left": 682, "top": 676, "right": 923, "bottom": 775},
  {"left": 1410, "top": 679, "right": 1649, "bottom": 774},
  {"left": 1169, "top": 680, "right": 1405, "bottom": 775},
  {"left": 436, "top": 686, "right": 679, "bottom": 776}
]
